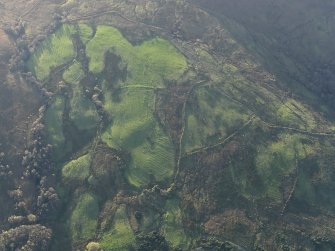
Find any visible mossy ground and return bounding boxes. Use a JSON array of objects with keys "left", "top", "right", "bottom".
[
  {"left": 29, "top": 23, "right": 187, "bottom": 187},
  {"left": 29, "top": 23, "right": 188, "bottom": 248},
  {"left": 102, "top": 89, "right": 156, "bottom": 150}
]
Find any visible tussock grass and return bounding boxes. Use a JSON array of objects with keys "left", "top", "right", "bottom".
[
  {"left": 184, "top": 86, "right": 250, "bottom": 153},
  {"left": 62, "top": 154, "right": 91, "bottom": 186},
  {"left": 45, "top": 96, "right": 72, "bottom": 159},
  {"left": 63, "top": 61, "right": 84, "bottom": 84},
  {"left": 276, "top": 99, "right": 316, "bottom": 130},
  {"left": 69, "top": 86, "right": 99, "bottom": 131},
  {"left": 161, "top": 199, "right": 190, "bottom": 249},
  {"left": 100, "top": 205, "right": 135, "bottom": 250},
  {"left": 64, "top": 61, "right": 99, "bottom": 131},
  {"left": 78, "top": 23, "right": 94, "bottom": 44},
  {"left": 255, "top": 133, "right": 315, "bottom": 203},
  {"left": 70, "top": 193, "right": 99, "bottom": 244}
]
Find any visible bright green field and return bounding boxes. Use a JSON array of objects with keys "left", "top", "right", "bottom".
[
  {"left": 100, "top": 204, "right": 135, "bottom": 250},
  {"left": 86, "top": 25, "right": 187, "bottom": 86},
  {"left": 70, "top": 193, "right": 99, "bottom": 244},
  {"left": 126, "top": 124, "right": 175, "bottom": 187},
  {"left": 30, "top": 24, "right": 185, "bottom": 188},
  {"left": 102, "top": 88, "right": 175, "bottom": 187},
  {"left": 102, "top": 89, "right": 155, "bottom": 149},
  {"left": 92, "top": 25, "right": 187, "bottom": 187},
  {"left": 28, "top": 24, "right": 76, "bottom": 80}
]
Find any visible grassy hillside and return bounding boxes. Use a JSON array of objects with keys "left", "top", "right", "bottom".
[
  {"left": 19, "top": 1, "right": 335, "bottom": 250},
  {"left": 28, "top": 24, "right": 76, "bottom": 80}
]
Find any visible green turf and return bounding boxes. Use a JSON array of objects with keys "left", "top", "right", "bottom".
[
  {"left": 184, "top": 86, "right": 250, "bottom": 153},
  {"left": 28, "top": 24, "right": 76, "bottom": 80},
  {"left": 62, "top": 154, "right": 91, "bottom": 186},
  {"left": 78, "top": 23, "right": 94, "bottom": 44},
  {"left": 69, "top": 85, "right": 99, "bottom": 131},
  {"left": 100, "top": 204, "right": 135, "bottom": 250},
  {"left": 102, "top": 89, "right": 155, "bottom": 149},
  {"left": 70, "top": 193, "right": 99, "bottom": 244},
  {"left": 86, "top": 25, "right": 187, "bottom": 86},
  {"left": 102, "top": 88, "right": 175, "bottom": 187},
  {"left": 126, "top": 125, "right": 175, "bottom": 187},
  {"left": 161, "top": 199, "right": 190, "bottom": 250},
  {"left": 89, "top": 25, "right": 186, "bottom": 187},
  {"left": 161, "top": 199, "right": 190, "bottom": 249},
  {"left": 63, "top": 61, "right": 99, "bottom": 131}
]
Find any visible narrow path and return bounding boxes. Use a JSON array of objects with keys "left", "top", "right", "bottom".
[
  {"left": 173, "top": 79, "right": 209, "bottom": 182},
  {"left": 259, "top": 118, "right": 335, "bottom": 137},
  {"left": 120, "top": 85, "right": 164, "bottom": 90},
  {"left": 21, "top": 0, "right": 42, "bottom": 19},
  {"left": 281, "top": 151, "right": 299, "bottom": 216},
  {"left": 68, "top": 9, "right": 164, "bottom": 32},
  {"left": 182, "top": 114, "right": 335, "bottom": 158},
  {"left": 183, "top": 114, "right": 256, "bottom": 157}
]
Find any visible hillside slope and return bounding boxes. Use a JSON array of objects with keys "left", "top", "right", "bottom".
[{"left": 1, "top": 0, "right": 335, "bottom": 250}]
